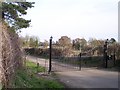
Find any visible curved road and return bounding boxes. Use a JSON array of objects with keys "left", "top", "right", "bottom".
[{"left": 26, "top": 55, "right": 119, "bottom": 89}]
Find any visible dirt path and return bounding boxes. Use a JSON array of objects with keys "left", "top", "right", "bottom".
[{"left": 26, "top": 55, "right": 119, "bottom": 89}]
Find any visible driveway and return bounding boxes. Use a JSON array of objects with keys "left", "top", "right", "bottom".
[
  {"left": 26, "top": 55, "right": 119, "bottom": 89},
  {"left": 55, "top": 70, "right": 118, "bottom": 89}
]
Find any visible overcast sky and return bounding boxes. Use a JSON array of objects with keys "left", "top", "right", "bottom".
[{"left": 19, "top": 0, "right": 119, "bottom": 42}]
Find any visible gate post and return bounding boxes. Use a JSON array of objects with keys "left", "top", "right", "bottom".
[
  {"left": 79, "top": 53, "right": 82, "bottom": 70},
  {"left": 48, "top": 36, "right": 53, "bottom": 74},
  {"left": 113, "top": 45, "right": 116, "bottom": 66},
  {"left": 103, "top": 39, "right": 108, "bottom": 68},
  {"left": 79, "top": 43, "right": 82, "bottom": 70}
]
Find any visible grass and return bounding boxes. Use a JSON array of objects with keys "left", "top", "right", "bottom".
[
  {"left": 26, "top": 61, "right": 46, "bottom": 73},
  {"left": 12, "top": 60, "right": 64, "bottom": 88}
]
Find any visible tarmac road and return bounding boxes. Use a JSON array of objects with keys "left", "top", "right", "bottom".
[
  {"left": 26, "top": 55, "right": 119, "bottom": 89},
  {"left": 55, "top": 70, "right": 118, "bottom": 89}
]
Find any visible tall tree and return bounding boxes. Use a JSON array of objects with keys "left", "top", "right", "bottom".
[
  {"left": 58, "top": 36, "right": 72, "bottom": 48},
  {"left": 22, "top": 35, "right": 30, "bottom": 47},
  {"left": 1, "top": 2, "right": 34, "bottom": 31},
  {"left": 73, "top": 38, "right": 87, "bottom": 50},
  {"left": 43, "top": 40, "right": 49, "bottom": 48},
  {"left": 88, "top": 38, "right": 104, "bottom": 48},
  {"left": 21, "top": 35, "right": 39, "bottom": 48},
  {"left": 108, "top": 38, "right": 116, "bottom": 56},
  {"left": 57, "top": 36, "right": 72, "bottom": 56},
  {"left": 73, "top": 38, "right": 81, "bottom": 50}
]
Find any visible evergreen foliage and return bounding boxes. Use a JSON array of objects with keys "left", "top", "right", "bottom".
[{"left": 1, "top": 2, "right": 34, "bottom": 31}]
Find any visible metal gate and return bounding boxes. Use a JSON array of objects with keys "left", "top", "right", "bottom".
[
  {"left": 51, "top": 55, "right": 81, "bottom": 72},
  {"left": 48, "top": 37, "right": 115, "bottom": 72},
  {"left": 48, "top": 37, "right": 81, "bottom": 72},
  {"left": 48, "top": 37, "right": 102, "bottom": 72},
  {"left": 51, "top": 53, "right": 103, "bottom": 72}
]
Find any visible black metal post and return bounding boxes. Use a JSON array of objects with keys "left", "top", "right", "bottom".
[
  {"left": 48, "top": 36, "right": 52, "bottom": 74},
  {"left": 79, "top": 53, "right": 82, "bottom": 70},
  {"left": 79, "top": 43, "right": 82, "bottom": 70},
  {"left": 105, "top": 51, "right": 108, "bottom": 68},
  {"left": 104, "top": 39, "right": 108, "bottom": 68},
  {"left": 113, "top": 48, "right": 116, "bottom": 66}
]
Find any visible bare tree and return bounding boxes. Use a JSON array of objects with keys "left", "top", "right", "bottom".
[
  {"left": 72, "top": 38, "right": 87, "bottom": 50},
  {"left": 57, "top": 36, "right": 72, "bottom": 56},
  {"left": 58, "top": 36, "right": 72, "bottom": 48}
]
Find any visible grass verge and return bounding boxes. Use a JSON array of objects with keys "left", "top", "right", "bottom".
[{"left": 12, "top": 60, "right": 64, "bottom": 88}]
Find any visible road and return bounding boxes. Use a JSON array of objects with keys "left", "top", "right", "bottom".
[{"left": 26, "top": 55, "right": 119, "bottom": 89}]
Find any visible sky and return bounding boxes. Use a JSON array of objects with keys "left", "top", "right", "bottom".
[{"left": 19, "top": 0, "right": 119, "bottom": 42}]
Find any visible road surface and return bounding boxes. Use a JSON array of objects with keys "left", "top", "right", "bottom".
[{"left": 26, "top": 55, "right": 119, "bottom": 89}]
